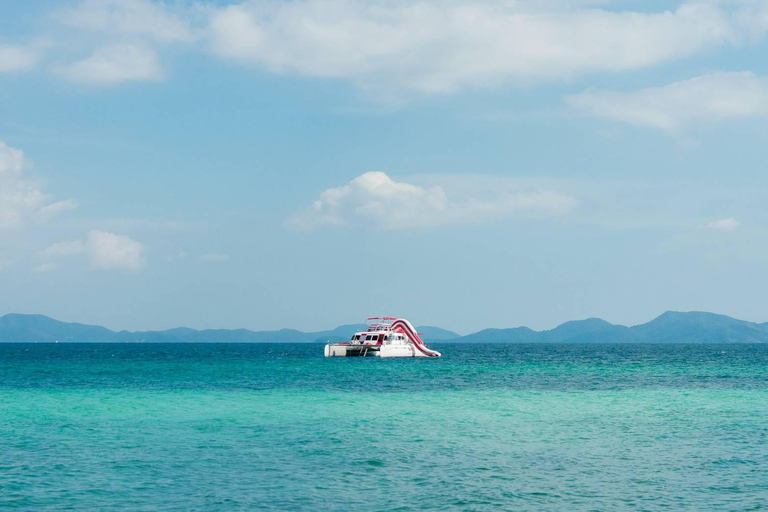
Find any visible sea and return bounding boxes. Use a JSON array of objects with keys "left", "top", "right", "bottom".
[{"left": 1, "top": 343, "right": 767, "bottom": 511}]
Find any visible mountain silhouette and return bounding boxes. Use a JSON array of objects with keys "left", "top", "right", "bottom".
[{"left": 1, "top": 311, "right": 766, "bottom": 343}]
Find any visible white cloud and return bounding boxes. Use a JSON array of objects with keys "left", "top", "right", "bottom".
[
  {"left": 0, "top": 141, "right": 77, "bottom": 229},
  {"left": 59, "top": 0, "right": 194, "bottom": 42},
  {"left": 285, "top": 171, "right": 578, "bottom": 230},
  {"left": 86, "top": 230, "right": 144, "bottom": 270},
  {"left": 208, "top": 0, "right": 740, "bottom": 95},
  {"left": 33, "top": 0, "right": 768, "bottom": 97},
  {"left": 32, "top": 263, "right": 57, "bottom": 273},
  {"left": 567, "top": 72, "right": 768, "bottom": 132},
  {"left": 37, "top": 199, "right": 79, "bottom": 222},
  {"left": 41, "top": 230, "right": 145, "bottom": 270},
  {"left": 0, "top": 43, "right": 41, "bottom": 73},
  {"left": 41, "top": 239, "right": 86, "bottom": 257},
  {"left": 0, "top": 141, "right": 24, "bottom": 173},
  {"left": 707, "top": 218, "right": 741, "bottom": 231},
  {"left": 199, "top": 253, "right": 230, "bottom": 262},
  {"left": 54, "top": 0, "right": 195, "bottom": 84},
  {"left": 60, "top": 43, "right": 164, "bottom": 85}
]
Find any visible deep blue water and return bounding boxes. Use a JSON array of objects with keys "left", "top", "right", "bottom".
[{"left": 2, "top": 343, "right": 767, "bottom": 510}]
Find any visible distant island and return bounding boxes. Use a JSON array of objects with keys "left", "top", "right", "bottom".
[
  {"left": 1, "top": 311, "right": 768, "bottom": 343},
  {"left": 0, "top": 311, "right": 768, "bottom": 343}
]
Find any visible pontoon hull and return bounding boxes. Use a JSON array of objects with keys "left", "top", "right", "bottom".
[{"left": 324, "top": 344, "right": 430, "bottom": 357}]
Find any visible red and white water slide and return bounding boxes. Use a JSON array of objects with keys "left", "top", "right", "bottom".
[{"left": 389, "top": 318, "right": 442, "bottom": 357}]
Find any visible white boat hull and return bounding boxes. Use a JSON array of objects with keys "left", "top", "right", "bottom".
[{"left": 324, "top": 343, "right": 433, "bottom": 357}]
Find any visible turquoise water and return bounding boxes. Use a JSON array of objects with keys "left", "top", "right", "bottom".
[{"left": 2, "top": 344, "right": 767, "bottom": 510}]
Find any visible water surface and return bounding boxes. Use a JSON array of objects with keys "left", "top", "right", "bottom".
[{"left": 2, "top": 343, "right": 767, "bottom": 510}]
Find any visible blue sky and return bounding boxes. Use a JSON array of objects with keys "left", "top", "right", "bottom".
[{"left": 2, "top": 0, "right": 768, "bottom": 333}]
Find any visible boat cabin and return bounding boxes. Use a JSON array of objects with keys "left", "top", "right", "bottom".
[{"left": 351, "top": 330, "right": 409, "bottom": 346}]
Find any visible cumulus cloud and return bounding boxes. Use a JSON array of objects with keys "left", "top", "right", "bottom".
[
  {"left": 199, "top": 253, "right": 230, "bottom": 262},
  {"left": 41, "top": 230, "right": 145, "bottom": 270},
  {"left": 59, "top": 0, "right": 194, "bottom": 42},
  {"left": 87, "top": 230, "right": 144, "bottom": 269},
  {"left": 0, "top": 141, "right": 77, "bottom": 229},
  {"left": 285, "top": 171, "right": 578, "bottom": 230},
  {"left": 207, "top": 0, "right": 742, "bottom": 95},
  {"left": 707, "top": 218, "right": 741, "bottom": 231},
  {"left": 0, "top": 43, "right": 41, "bottom": 73},
  {"left": 567, "top": 72, "right": 768, "bottom": 132},
  {"left": 60, "top": 43, "right": 164, "bottom": 85}
]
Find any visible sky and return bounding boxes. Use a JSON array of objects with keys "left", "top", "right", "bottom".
[{"left": 2, "top": 0, "right": 768, "bottom": 334}]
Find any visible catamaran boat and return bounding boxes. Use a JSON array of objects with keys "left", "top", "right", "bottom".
[{"left": 324, "top": 317, "right": 442, "bottom": 358}]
